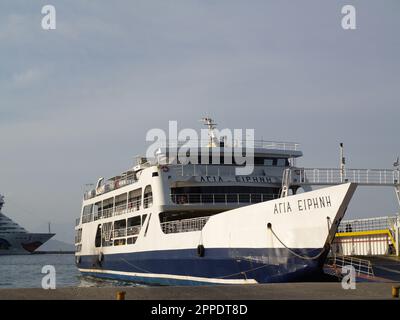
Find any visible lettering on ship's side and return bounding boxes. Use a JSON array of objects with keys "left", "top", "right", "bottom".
[
  {"left": 199, "top": 176, "right": 273, "bottom": 183},
  {"left": 273, "top": 195, "right": 332, "bottom": 214}
]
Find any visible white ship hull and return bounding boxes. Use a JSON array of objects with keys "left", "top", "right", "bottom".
[
  {"left": 0, "top": 233, "right": 55, "bottom": 255},
  {"left": 77, "top": 183, "right": 356, "bottom": 285}
]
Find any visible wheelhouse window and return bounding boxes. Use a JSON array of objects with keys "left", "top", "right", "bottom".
[{"left": 262, "top": 157, "right": 289, "bottom": 166}]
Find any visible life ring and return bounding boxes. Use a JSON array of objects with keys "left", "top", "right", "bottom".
[
  {"left": 197, "top": 244, "right": 205, "bottom": 257},
  {"left": 161, "top": 165, "right": 169, "bottom": 173}
]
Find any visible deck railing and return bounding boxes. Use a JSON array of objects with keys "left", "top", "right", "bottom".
[
  {"left": 170, "top": 193, "right": 278, "bottom": 205},
  {"left": 337, "top": 216, "right": 398, "bottom": 233},
  {"left": 291, "top": 168, "right": 400, "bottom": 186},
  {"left": 113, "top": 228, "right": 127, "bottom": 238},
  {"left": 161, "top": 216, "right": 210, "bottom": 234},
  {"left": 80, "top": 199, "right": 143, "bottom": 224},
  {"left": 127, "top": 225, "right": 141, "bottom": 236},
  {"left": 155, "top": 139, "right": 300, "bottom": 151},
  {"left": 143, "top": 196, "right": 153, "bottom": 209},
  {"left": 84, "top": 173, "right": 139, "bottom": 200}
]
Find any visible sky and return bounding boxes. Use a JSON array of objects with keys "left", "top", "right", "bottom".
[{"left": 0, "top": 1, "right": 399, "bottom": 243}]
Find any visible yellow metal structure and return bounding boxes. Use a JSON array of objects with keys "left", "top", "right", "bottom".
[{"left": 335, "top": 229, "right": 397, "bottom": 252}]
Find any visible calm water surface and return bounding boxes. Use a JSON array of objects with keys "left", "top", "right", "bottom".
[{"left": 0, "top": 254, "right": 141, "bottom": 288}]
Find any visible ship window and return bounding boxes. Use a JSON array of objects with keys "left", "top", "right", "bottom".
[
  {"left": 83, "top": 204, "right": 93, "bottom": 215},
  {"left": 128, "top": 188, "right": 142, "bottom": 211},
  {"left": 128, "top": 216, "right": 141, "bottom": 226},
  {"left": 95, "top": 224, "right": 102, "bottom": 248},
  {"left": 144, "top": 185, "right": 153, "bottom": 208},
  {"left": 103, "top": 197, "right": 114, "bottom": 210},
  {"left": 152, "top": 172, "right": 159, "bottom": 177},
  {"left": 141, "top": 214, "right": 148, "bottom": 226},
  {"left": 101, "top": 222, "right": 113, "bottom": 247},
  {"left": 277, "top": 158, "right": 287, "bottom": 167},
  {"left": 94, "top": 202, "right": 102, "bottom": 214},
  {"left": 127, "top": 216, "right": 141, "bottom": 236},
  {"left": 171, "top": 186, "right": 280, "bottom": 204},
  {"left": 127, "top": 237, "right": 137, "bottom": 245},
  {"left": 114, "top": 239, "right": 126, "bottom": 246},
  {"left": 264, "top": 159, "right": 274, "bottom": 166},
  {"left": 115, "top": 193, "right": 127, "bottom": 213},
  {"left": 114, "top": 219, "right": 126, "bottom": 229}
]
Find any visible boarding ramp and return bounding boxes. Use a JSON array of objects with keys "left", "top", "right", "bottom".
[
  {"left": 332, "top": 216, "right": 399, "bottom": 256},
  {"left": 285, "top": 167, "right": 400, "bottom": 187},
  {"left": 325, "top": 254, "right": 375, "bottom": 281}
]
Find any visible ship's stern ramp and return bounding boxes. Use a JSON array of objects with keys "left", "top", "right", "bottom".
[{"left": 201, "top": 183, "right": 356, "bottom": 283}]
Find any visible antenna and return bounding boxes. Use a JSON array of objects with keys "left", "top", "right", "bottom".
[
  {"left": 340, "top": 143, "right": 346, "bottom": 183},
  {"left": 200, "top": 117, "right": 218, "bottom": 147},
  {"left": 48, "top": 222, "right": 51, "bottom": 233}
]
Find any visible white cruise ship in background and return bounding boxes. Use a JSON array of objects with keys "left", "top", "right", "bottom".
[{"left": 0, "top": 195, "right": 55, "bottom": 255}]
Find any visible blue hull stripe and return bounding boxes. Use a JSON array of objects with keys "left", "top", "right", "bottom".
[{"left": 77, "top": 247, "right": 328, "bottom": 285}]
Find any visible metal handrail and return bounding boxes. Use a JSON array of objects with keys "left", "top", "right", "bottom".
[
  {"left": 144, "top": 196, "right": 153, "bottom": 209},
  {"left": 127, "top": 225, "right": 141, "bottom": 236},
  {"left": 327, "top": 254, "right": 374, "bottom": 278},
  {"left": 161, "top": 216, "right": 210, "bottom": 234},
  {"left": 84, "top": 173, "right": 138, "bottom": 200},
  {"left": 113, "top": 228, "right": 127, "bottom": 238},
  {"left": 81, "top": 200, "right": 144, "bottom": 224},
  {"left": 114, "top": 203, "right": 128, "bottom": 215},
  {"left": 127, "top": 199, "right": 141, "bottom": 212},
  {"left": 292, "top": 168, "right": 400, "bottom": 186},
  {"left": 154, "top": 139, "right": 300, "bottom": 151},
  {"left": 337, "top": 215, "right": 398, "bottom": 233},
  {"left": 170, "top": 193, "right": 278, "bottom": 205}
]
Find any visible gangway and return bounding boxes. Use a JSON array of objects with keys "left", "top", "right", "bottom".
[
  {"left": 280, "top": 167, "right": 400, "bottom": 255},
  {"left": 325, "top": 254, "right": 375, "bottom": 281},
  {"left": 280, "top": 167, "right": 400, "bottom": 207},
  {"left": 283, "top": 167, "right": 399, "bottom": 187}
]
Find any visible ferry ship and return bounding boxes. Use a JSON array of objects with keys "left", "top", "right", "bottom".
[
  {"left": 0, "top": 195, "right": 55, "bottom": 255},
  {"left": 75, "top": 118, "right": 358, "bottom": 285}
]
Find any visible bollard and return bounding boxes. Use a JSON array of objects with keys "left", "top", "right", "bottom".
[
  {"left": 116, "top": 291, "right": 126, "bottom": 300},
  {"left": 391, "top": 286, "right": 399, "bottom": 298}
]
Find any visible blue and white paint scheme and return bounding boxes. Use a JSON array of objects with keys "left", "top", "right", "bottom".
[{"left": 75, "top": 119, "right": 356, "bottom": 285}]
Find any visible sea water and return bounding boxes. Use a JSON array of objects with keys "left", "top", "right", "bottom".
[{"left": 0, "top": 254, "right": 140, "bottom": 288}]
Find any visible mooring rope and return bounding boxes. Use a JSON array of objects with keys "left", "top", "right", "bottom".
[{"left": 269, "top": 226, "right": 327, "bottom": 260}]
